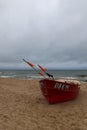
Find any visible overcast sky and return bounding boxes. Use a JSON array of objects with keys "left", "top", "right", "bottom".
[{"left": 0, "top": 0, "right": 87, "bottom": 69}]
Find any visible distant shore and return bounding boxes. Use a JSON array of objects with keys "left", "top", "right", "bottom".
[{"left": 0, "top": 78, "right": 87, "bottom": 130}]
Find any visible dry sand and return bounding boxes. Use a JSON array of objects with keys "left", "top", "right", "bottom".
[{"left": 0, "top": 78, "right": 87, "bottom": 130}]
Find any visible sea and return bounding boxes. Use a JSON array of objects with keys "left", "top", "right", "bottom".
[{"left": 0, "top": 69, "right": 87, "bottom": 82}]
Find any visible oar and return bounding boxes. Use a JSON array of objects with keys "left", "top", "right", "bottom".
[
  {"left": 38, "top": 64, "right": 54, "bottom": 79},
  {"left": 23, "top": 59, "right": 46, "bottom": 78}
]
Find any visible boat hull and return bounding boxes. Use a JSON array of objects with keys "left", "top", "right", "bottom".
[{"left": 39, "top": 79, "right": 80, "bottom": 104}]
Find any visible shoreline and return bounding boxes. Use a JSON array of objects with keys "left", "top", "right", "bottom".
[
  {"left": 0, "top": 69, "right": 87, "bottom": 82},
  {"left": 0, "top": 77, "right": 85, "bottom": 83}
]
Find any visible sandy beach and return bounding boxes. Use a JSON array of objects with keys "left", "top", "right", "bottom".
[{"left": 0, "top": 78, "right": 87, "bottom": 130}]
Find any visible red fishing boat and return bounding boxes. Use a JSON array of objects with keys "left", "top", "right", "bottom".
[
  {"left": 23, "top": 59, "right": 80, "bottom": 104},
  {"left": 39, "top": 78, "right": 80, "bottom": 104}
]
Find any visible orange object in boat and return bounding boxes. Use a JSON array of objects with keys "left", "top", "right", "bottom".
[{"left": 38, "top": 65, "right": 47, "bottom": 72}]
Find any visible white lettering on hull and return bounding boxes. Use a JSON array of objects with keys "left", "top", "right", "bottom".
[{"left": 54, "top": 83, "right": 69, "bottom": 90}]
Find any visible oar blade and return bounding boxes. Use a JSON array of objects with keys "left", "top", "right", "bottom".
[
  {"left": 23, "top": 59, "right": 35, "bottom": 67},
  {"left": 38, "top": 65, "right": 47, "bottom": 72}
]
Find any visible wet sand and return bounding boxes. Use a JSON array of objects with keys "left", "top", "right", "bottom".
[{"left": 0, "top": 78, "right": 87, "bottom": 130}]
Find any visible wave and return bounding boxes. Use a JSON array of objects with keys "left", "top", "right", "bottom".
[
  {"left": 0, "top": 75, "right": 43, "bottom": 80},
  {"left": 0, "top": 70, "right": 87, "bottom": 82}
]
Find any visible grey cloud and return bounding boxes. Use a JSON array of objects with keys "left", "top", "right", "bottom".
[{"left": 0, "top": 0, "right": 87, "bottom": 69}]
